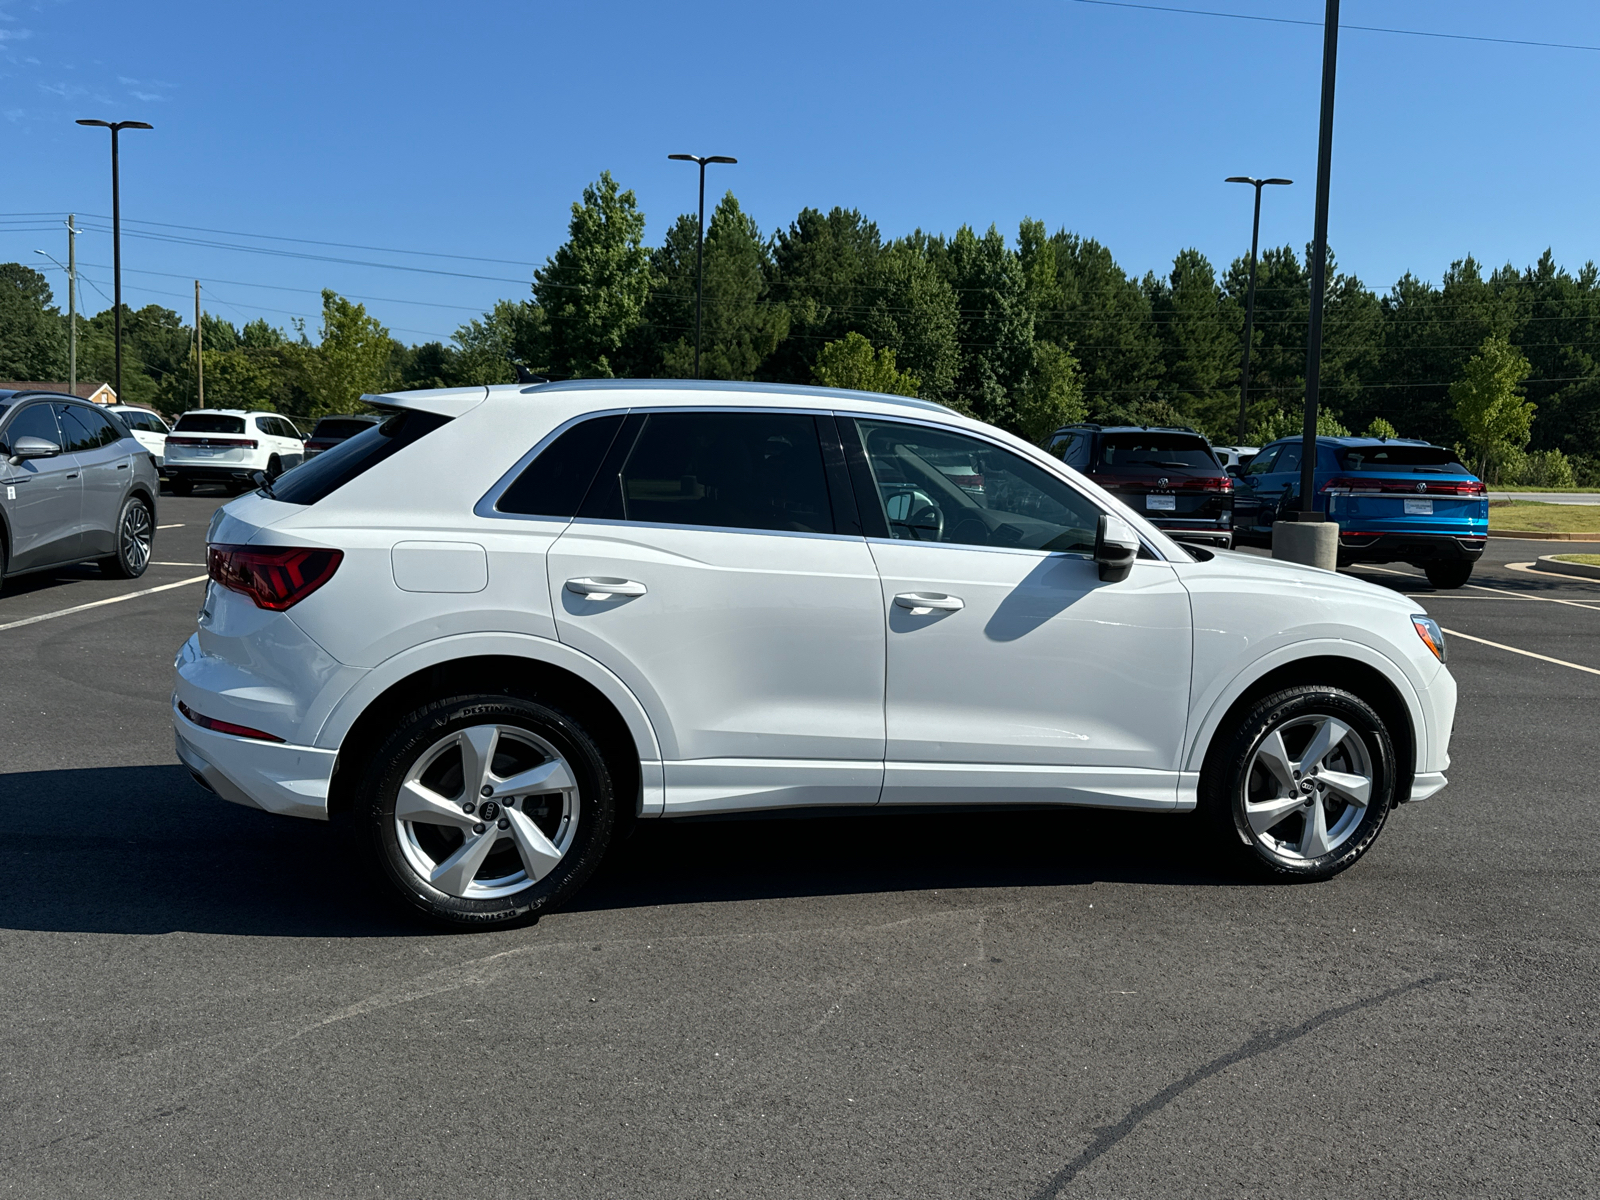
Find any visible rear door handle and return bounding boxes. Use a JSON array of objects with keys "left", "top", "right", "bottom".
[
  {"left": 566, "top": 577, "right": 647, "bottom": 600},
  {"left": 894, "top": 592, "right": 963, "bottom": 614},
  {"left": 117, "top": 463, "right": 128, "bottom": 469}
]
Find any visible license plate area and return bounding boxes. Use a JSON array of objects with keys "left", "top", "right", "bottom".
[
  {"left": 1146, "top": 494, "right": 1176, "bottom": 511},
  {"left": 1404, "top": 498, "right": 1433, "bottom": 515}
]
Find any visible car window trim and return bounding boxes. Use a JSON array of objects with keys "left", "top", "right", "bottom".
[{"left": 834, "top": 410, "right": 1174, "bottom": 563}]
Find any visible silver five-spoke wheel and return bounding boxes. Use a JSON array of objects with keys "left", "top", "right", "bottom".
[
  {"left": 121, "top": 502, "right": 153, "bottom": 573},
  {"left": 395, "top": 723, "right": 580, "bottom": 900},
  {"left": 1243, "top": 713, "right": 1373, "bottom": 863}
]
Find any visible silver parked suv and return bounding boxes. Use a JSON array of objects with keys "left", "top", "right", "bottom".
[{"left": 0, "top": 389, "right": 160, "bottom": 587}]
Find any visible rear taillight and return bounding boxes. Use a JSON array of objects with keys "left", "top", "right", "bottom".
[
  {"left": 1322, "top": 476, "right": 1485, "bottom": 496},
  {"left": 167, "top": 436, "right": 259, "bottom": 449},
  {"left": 207, "top": 543, "right": 344, "bottom": 611},
  {"left": 177, "top": 700, "right": 285, "bottom": 743}
]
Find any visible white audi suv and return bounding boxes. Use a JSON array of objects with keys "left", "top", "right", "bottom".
[{"left": 172, "top": 381, "right": 1456, "bottom": 928}]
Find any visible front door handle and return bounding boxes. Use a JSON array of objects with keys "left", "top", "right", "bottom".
[
  {"left": 566, "top": 577, "right": 647, "bottom": 601},
  {"left": 894, "top": 592, "right": 963, "bottom": 614}
]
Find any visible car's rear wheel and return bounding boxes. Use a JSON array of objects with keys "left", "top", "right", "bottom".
[
  {"left": 1203, "top": 685, "right": 1394, "bottom": 881},
  {"left": 358, "top": 694, "right": 618, "bottom": 929},
  {"left": 1423, "top": 561, "right": 1473, "bottom": 589},
  {"left": 265, "top": 454, "right": 282, "bottom": 481},
  {"left": 99, "top": 495, "right": 153, "bottom": 579}
]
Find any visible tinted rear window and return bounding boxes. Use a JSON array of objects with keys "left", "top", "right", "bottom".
[
  {"left": 1336, "top": 445, "right": 1471, "bottom": 473},
  {"left": 312, "top": 418, "right": 377, "bottom": 439},
  {"left": 268, "top": 410, "right": 452, "bottom": 505},
  {"left": 1098, "top": 433, "right": 1219, "bottom": 471},
  {"left": 498, "top": 414, "right": 624, "bottom": 518},
  {"left": 174, "top": 414, "right": 246, "bottom": 435}
]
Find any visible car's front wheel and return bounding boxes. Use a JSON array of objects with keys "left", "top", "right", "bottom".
[
  {"left": 1203, "top": 685, "right": 1395, "bottom": 881},
  {"left": 99, "top": 495, "right": 153, "bottom": 579},
  {"left": 358, "top": 694, "right": 619, "bottom": 928}
]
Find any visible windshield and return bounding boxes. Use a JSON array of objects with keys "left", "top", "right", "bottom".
[
  {"left": 174, "top": 414, "right": 246, "bottom": 435},
  {"left": 312, "top": 418, "right": 376, "bottom": 439},
  {"left": 1099, "top": 433, "right": 1219, "bottom": 471},
  {"left": 1336, "top": 445, "right": 1471, "bottom": 473}
]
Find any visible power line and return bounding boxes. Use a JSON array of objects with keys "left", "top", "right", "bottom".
[{"left": 1071, "top": 0, "right": 1600, "bottom": 53}]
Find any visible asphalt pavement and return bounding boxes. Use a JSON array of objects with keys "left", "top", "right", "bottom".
[{"left": 2, "top": 496, "right": 1597, "bottom": 1199}]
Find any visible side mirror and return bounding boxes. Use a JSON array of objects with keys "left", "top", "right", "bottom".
[
  {"left": 1094, "top": 514, "right": 1139, "bottom": 583},
  {"left": 8, "top": 436, "right": 61, "bottom": 466}
]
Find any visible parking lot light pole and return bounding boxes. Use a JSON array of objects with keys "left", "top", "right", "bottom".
[
  {"left": 33, "top": 242, "right": 77, "bottom": 396},
  {"left": 667, "top": 153, "right": 737, "bottom": 379},
  {"left": 76, "top": 119, "right": 153, "bottom": 403},
  {"left": 1225, "top": 176, "right": 1292, "bottom": 445}
]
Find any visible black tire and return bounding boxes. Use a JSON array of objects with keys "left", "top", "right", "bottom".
[
  {"left": 168, "top": 476, "right": 193, "bottom": 497},
  {"left": 1423, "top": 560, "right": 1473, "bottom": 589},
  {"left": 358, "top": 693, "right": 619, "bottom": 929},
  {"left": 98, "top": 495, "right": 154, "bottom": 579},
  {"left": 1202, "top": 685, "right": 1395, "bottom": 882},
  {"left": 265, "top": 454, "right": 282, "bottom": 481}
]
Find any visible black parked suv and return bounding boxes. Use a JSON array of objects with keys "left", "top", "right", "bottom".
[{"left": 1046, "top": 424, "right": 1234, "bottom": 548}]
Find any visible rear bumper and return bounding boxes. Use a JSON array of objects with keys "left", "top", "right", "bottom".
[
  {"left": 1337, "top": 531, "right": 1486, "bottom": 564},
  {"left": 174, "top": 698, "right": 336, "bottom": 820},
  {"left": 166, "top": 464, "right": 262, "bottom": 483}
]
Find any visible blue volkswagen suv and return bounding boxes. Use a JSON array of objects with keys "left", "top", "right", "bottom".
[{"left": 1231, "top": 437, "right": 1489, "bottom": 587}]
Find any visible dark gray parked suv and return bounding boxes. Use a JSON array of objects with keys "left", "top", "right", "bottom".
[{"left": 0, "top": 390, "right": 160, "bottom": 588}]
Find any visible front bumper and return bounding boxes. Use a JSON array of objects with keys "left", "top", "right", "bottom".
[
  {"left": 174, "top": 698, "right": 336, "bottom": 820},
  {"left": 1337, "top": 531, "right": 1486, "bottom": 565}
]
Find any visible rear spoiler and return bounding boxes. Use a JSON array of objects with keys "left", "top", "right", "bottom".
[{"left": 359, "top": 385, "right": 490, "bottom": 418}]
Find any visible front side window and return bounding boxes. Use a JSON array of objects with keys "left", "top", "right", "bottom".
[
  {"left": 2, "top": 403, "right": 62, "bottom": 452},
  {"left": 175, "top": 414, "right": 247, "bottom": 435},
  {"left": 854, "top": 419, "right": 1102, "bottom": 554},
  {"left": 584, "top": 411, "right": 834, "bottom": 535}
]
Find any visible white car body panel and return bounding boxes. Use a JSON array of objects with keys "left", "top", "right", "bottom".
[{"left": 172, "top": 381, "right": 1456, "bottom": 828}]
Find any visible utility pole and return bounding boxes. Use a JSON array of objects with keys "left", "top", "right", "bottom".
[
  {"left": 194, "top": 280, "right": 205, "bottom": 408},
  {"left": 667, "top": 153, "right": 738, "bottom": 378},
  {"left": 66, "top": 215, "right": 77, "bottom": 397}
]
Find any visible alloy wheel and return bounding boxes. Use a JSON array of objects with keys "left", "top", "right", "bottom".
[
  {"left": 1241, "top": 713, "right": 1374, "bottom": 862},
  {"left": 121, "top": 503, "right": 153, "bottom": 572},
  {"left": 394, "top": 724, "right": 580, "bottom": 899}
]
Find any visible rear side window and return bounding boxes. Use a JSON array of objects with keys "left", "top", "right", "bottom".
[
  {"left": 498, "top": 414, "right": 624, "bottom": 518},
  {"left": 582, "top": 411, "right": 835, "bottom": 535},
  {"left": 1336, "top": 445, "right": 1470, "bottom": 473},
  {"left": 1099, "top": 433, "right": 1219, "bottom": 470},
  {"left": 56, "top": 404, "right": 120, "bottom": 450},
  {"left": 268, "top": 409, "right": 452, "bottom": 506},
  {"left": 1048, "top": 430, "right": 1091, "bottom": 469},
  {"left": 175, "top": 414, "right": 246, "bottom": 435}
]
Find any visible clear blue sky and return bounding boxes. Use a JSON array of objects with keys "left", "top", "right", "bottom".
[{"left": 4, "top": 0, "right": 1599, "bottom": 345}]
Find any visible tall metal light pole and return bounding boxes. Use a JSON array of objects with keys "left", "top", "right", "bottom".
[
  {"left": 76, "top": 118, "right": 153, "bottom": 402},
  {"left": 1298, "top": 0, "right": 1341, "bottom": 524},
  {"left": 33, "top": 236, "right": 78, "bottom": 396},
  {"left": 667, "top": 153, "right": 737, "bottom": 378},
  {"left": 1225, "top": 177, "right": 1292, "bottom": 445}
]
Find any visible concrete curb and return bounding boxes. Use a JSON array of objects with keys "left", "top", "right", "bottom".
[
  {"left": 1490, "top": 530, "right": 1600, "bottom": 541},
  {"left": 1533, "top": 554, "right": 1600, "bottom": 581}
]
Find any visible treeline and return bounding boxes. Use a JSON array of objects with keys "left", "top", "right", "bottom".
[{"left": 3, "top": 170, "right": 1598, "bottom": 483}]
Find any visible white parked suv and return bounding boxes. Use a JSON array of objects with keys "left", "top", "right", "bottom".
[
  {"left": 106, "top": 405, "right": 171, "bottom": 468},
  {"left": 164, "top": 409, "right": 304, "bottom": 495},
  {"left": 172, "top": 381, "right": 1457, "bottom": 929}
]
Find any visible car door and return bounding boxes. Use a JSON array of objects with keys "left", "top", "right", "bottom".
[
  {"left": 0, "top": 402, "right": 83, "bottom": 570},
  {"left": 57, "top": 404, "right": 129, "bottom": 558},
  {"left": 1231, "top": 443, "right": 1281, "bottom": 534},
  {"left": 545, "top": 408, "right": 886, "bottom": 814},
  {"left": 844, "top": 416, "right": 1194, "bottom": 810},
  {"left": 272, "top": 416, "right": 305, "bottom": 468}
]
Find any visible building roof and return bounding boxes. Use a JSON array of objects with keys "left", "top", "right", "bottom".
[{"left": 0, "top": 381, "right": 115, "bottom": 402}]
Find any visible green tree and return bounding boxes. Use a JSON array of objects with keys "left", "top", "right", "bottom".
[
  {"left": 811, "top": 332, "right": 919, "bottom": 396},
  {"left": 866, "top": 239, "right": 960, "bottom": 403},
  {"left": 1041, "top": 232, "right": 1162, "bottom": 415},
  {"left": 658, "top": 193, "right": 788, "bottom": 380},
  {"left": 533, "top": 171, "right": 651, "bottom": 378},
  {"left": 766, "top": 207, "right": 882, "bottom": 384},
  {"left": 0, "top": 263, "right": 67, "bottom": 380},
  {"left": 1148, "top": 247, "right": 1238, "bottom": 435},
  {"left": 946, "top": 224, "right": 1034, "bottom": 428},
  {"left": 1015, "top": 340, "right": 1088, "bottom": 445},
  {"left": 1451, "top": 334, "right": 1534, "bottom": 480},
  {"left": 307, "top": 291, "right": 396, "bottom": 416},
  {"left": 1363, "top": 416, "right": 1399, "bottom": 439}
]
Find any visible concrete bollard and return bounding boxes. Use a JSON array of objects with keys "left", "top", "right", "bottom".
[{"left": 1272, "top": 519, "right": 1339, "bottom": 570}]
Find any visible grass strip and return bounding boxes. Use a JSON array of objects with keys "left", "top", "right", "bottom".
[{"left": 1489, "top": 501, "right": 1600, "bottom": 534}]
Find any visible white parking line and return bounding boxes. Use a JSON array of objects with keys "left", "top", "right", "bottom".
[
  {"left": 0, "top": 575, "right": 207, "bottom": 633},
  {"left": 151, "top": 562, "right": 204, "bottom": 567},
  {"left": 1353, "top": 563, "right": 1600, "bottom": 611},
  {"left": 1442, "top": 627, "right": 1600, "bottom": 677},
  {"left": 156, "top": 523, "right": 185, "bottom": 529}
]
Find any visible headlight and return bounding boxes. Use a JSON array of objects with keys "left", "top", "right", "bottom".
[{"left": 1412, "top": 614, "right": 1447, "bottom": 663}]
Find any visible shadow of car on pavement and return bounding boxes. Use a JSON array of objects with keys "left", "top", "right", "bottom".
[{"left": 0, "top": 764, "right": 1242, "bottom": 938}]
